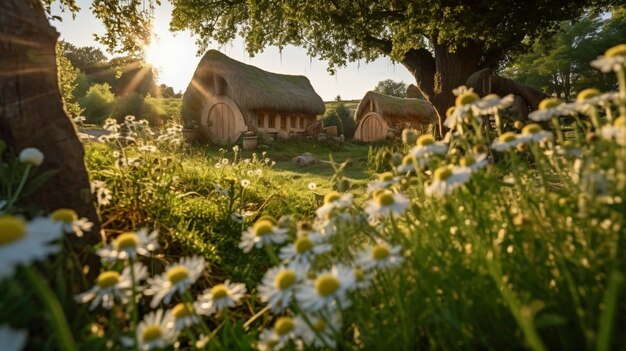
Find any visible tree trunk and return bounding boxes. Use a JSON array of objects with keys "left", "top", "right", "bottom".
[
  {"left": 0, "top": 0, "right": 100, "bottom": 243},
  {"left": 402, "top": 43, "right": 482, "bottom": 137}
]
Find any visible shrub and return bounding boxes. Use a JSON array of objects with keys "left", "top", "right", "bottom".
[
  {"left": 79, "top": 83, "right": 115, "bottom": 124},
  {"left": 112, "top": 94, "right": 169, "bottom": 127},
  {"left": 320, "top": 103, "right": 356, "bottom": 139}
]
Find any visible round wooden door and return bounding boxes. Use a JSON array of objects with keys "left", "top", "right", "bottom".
[
  {"left": 206, "top": 101, "right": 246, "bottom": 145},
  {"left": 355, "top": 112, "right": 388, "bottom": 142}
]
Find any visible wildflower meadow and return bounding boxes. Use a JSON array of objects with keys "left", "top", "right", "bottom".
[{"left": 2, "top": 45, "right": 626, "bottom": 351}]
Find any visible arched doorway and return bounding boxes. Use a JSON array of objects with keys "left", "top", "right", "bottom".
[
  {"left": 201, "top": 96, "right": 247, "bottom": 145},
  {"left": 354, "top": 112, "right": 389, "bottom": 142}
]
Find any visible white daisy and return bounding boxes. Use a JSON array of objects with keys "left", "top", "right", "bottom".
[
  {"left": 491, "top": 132, "right": 528, "bottom": 152},
  {"left": 600, "top": 116, "right": 626, "bottom": 145},
  {"left": 49, "top": 208, "right": 93, "bottom": 238},
  {"left": 271, "top": 317, "right": 298, "bottom": 345},
  {"left": 195, "top": 280, "right": 246, "bottom": 315},
  {"left": 75, "top": 263, "right": 147, "bottom": 310},
  {"left": 591, "top": 44, "right": 626, "bottom": 72},
  {"left": 257, "top": 328, "right": 285, "bottom": 351},
  {"left": 239, "top": 217, "right": 288, "bottom": 253},
  {"left": 138, "top": 145, "right": 157, "bottom": 153},
  {"left": 521, "top": 123, "right": 554, "bottom": 143},
  {"left": 459, "top": 153, "right": 488, "bottom": 172},
  {"left": 97, "top": 228, "right": 159, "bottom": 261},
  {"left": 408, "top": 134, "right": 448, "bottom": 159},
  {"left": 366, "top": 172, "right": 400, "bottom": 194},
  {"left": 296, "top": 265, "right": 356, "bottom": 311},
  {"left": 315, "top": 191, "right": 353, "bottom": 220},
  {"left": 122, "top": 309, "right": 178, "bottom": 351},
  {"left": 529, "top": 98, "right": 568, "bottom": 122},
  {"left": 103, "top": 118, "right": 120, "bottom": 132},
  {"left": 0, "top": 216, "right": 62, "bottom": 280},
  {"left": 396, "top": 154, "right": 425, "bottom": 174},
  {"left": 279, "top": 232, "right": 331, "bottom": 265},
  {"left": 0, "top": 325, "right": 27, "bottom": 351},
  {"left": 295, "top": 312, "right": 341, "bottom": 348},
  {"left": 145, "top": 256, "right": 206, "bottom": 308},
  {"left": 357, "top": 241, "right": 404, "bottom": 271},
  {"left": 307, "top": 182, "right": 317, "bottom": 190},
  {"left": 363, "top": 190, "right": 409, "bottom": 219},
  {"left": 425, "top": 166, "right": 472, "bottom": 197},
  {"left": 471, "top": 93, "right": 515, "bottom": 115},
  {"left": 18, "top": 147, "right": 44, "bottom": 166},
  {"left": 241, "top": 179, "right": 251, "bottom": 187},
  {"left": 170, "top": 303, "right": 200, "bottom": 331},
  {"left": 258, "top": 262, "right": 309, "bottom": 313}
]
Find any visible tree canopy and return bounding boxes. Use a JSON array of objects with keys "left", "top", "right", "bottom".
[
  {"left": 374, "top": 79, "right": 408, "bottom": 98},
  {"left": 502, "top": 7, "right": 626, "bottom": 100},
  {"left": 168, "top": 0, "right": 620, "bottom": 133}
]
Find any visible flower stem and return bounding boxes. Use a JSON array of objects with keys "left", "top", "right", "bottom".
[
  {"left": 23, "top": 266, "right": 77, "bottom": 351},
  {"left": 128, "top": 258, "right": 140, "bottom": 351},
  {"left": 6, "top": 164, "right": 31, "bottom": 211},
  {"left": 617, "top": 66, "right": 626, "bottom": 118}
]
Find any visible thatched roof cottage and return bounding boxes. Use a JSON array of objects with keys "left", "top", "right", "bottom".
[
  {"left": 182, "top": 50, "right": 325, "bottom": 145},
  {"left": 353, "top": 91, "right": 437, "bottom": 142}
]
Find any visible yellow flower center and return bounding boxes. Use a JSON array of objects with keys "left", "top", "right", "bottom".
[
  {"left": 142, "top": 325, "right": 162, "bottom": 343},
  {"left": 455, "top": 91, "right": 479, "bottom": 106},
  {"left": 294, "top": 236, "right": 314, "bottom": 253},
  {"left": 416, "top": 134, "right": 435, "bottom": 146},
  {"left": 323, "top": 191, "right": 341, "bottom": 204},
  {"left": 211, "top": 284, "right": 229, "bottom": 299},
  {"left": 298, "top": 222, "right": 312, "bottom": 232},
  {"left": 0, "top": 215, "right": 26, "bottom": 246},
  {"left": 433, "top": 167, "right": 453, "bottom": 182},
  {"left": 172, "top": 303, "right": 194, "bottom": 319},
  {"left": 539, "top": 98, "right": 560, "bottom": 110},
  {"left": 577, "top": 88, "right": 600, "bottom": 101},
  {"left": 372, "top": 244, "right": 390, "bottom": 260},
  {"left": 378, "top": 172, "right": 394, "bottom": 182},
  {"left": 499, "top": 131, "right": 517, "bottom": 143},
  {"left": 354, "top": 268, "right": 365, "bottom": 282},
  {"left": 253, "top": 220, "right": 274, "bottom": 237},
  {"left": 257, "top": 215, "right": 277, "bottom": 225},
  {"left": 522, "top": 123, "right": 542, "bottom": 135},
  {"left": 312, "top": 320, "right": 326, "bottom": 332},
  {"left": 275, "top": 270, "right": 297, "bottom": 290},
  {"left": 50, "top": 208, "right": 77, "bottom": 224},
  {"left": 96, "top": 271, "right": 120, "bottom": 289},
  {"left": 446, "top": 106, "right": 456, "bottom": 117},
  {"left": 375, "top": 191, "right": 395, "bottom": 207},
  {"left": 274, "top": 317, "right": 295, "bottom": 336},
  {"left": 605, "top": 44, "right": 626, "bottom": 58},
  {"left": 401, "top": 155, "right": 413, "bottom": 166},
  {"left": 460, "top": 156, "right": 476, "bottom": 167},
  {"left": 114, "top": 232, "right": 139, "bottom": 250},
  {"left": 614, "top": 116, "right": 626, "bottom": 127},
  {"left": 167, "top": 266, "right": 190, "bottom": 284},
  {"left": 473, "top": 144, "right": 488, "bottom": 154},
  {"left": 315, "top": 274, "right": 340, "bottom": 297}
]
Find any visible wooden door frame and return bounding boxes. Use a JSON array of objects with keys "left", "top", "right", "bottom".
[
  {"left": 354, "top": 112, "right": 389, "bottom": 142},
  {"left": 200, "top": 95, "right": 247, "bottom": 145}
]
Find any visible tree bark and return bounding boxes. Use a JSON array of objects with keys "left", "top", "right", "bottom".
[
  {"left": 0, "top": 0, "right": 100, "bottom": 243},
  {"left": 402, "top": 42, "right": 482, "bottom": 137}
]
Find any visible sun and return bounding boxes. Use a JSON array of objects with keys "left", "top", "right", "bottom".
[{"left": 144, "top": 38, "right": 176, "bottom": 73}]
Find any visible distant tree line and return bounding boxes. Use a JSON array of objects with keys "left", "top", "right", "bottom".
[{"left": 57, "top": 41, "right": 182, "bottom": 125}]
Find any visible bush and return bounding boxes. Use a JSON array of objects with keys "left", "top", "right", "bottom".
[
  {"left": 79, "top": 83, "right": 115, "bottom": 124},
  {"left": 320, "top": 103, "right": 356, "bottom": 139},
  {"left": 112, "top": 94, "right": 169, "bottom": 127}
]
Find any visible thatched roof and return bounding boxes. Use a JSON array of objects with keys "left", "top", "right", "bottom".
[
  {"left": 183, "top": 50, "right": 325, "bottom": 123},
  {"left": 355, "top": 91, "right": 436, "bottom": 124}
]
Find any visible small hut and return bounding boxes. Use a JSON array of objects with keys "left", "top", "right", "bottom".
[
  {"left": 182, "top": 50, "right": 325, "bottom": 145},
  {"left": 353, "top": 91, "right": 437, "bottom": 142}
]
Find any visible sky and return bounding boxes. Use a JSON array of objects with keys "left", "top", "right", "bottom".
[{"left": 50, "top": 0, "right": 415, "bottom": 101}]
